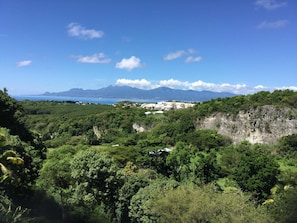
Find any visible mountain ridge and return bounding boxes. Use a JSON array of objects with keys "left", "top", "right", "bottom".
[{"left": 42, "top": 86, "right": 236, "bottom": 102}]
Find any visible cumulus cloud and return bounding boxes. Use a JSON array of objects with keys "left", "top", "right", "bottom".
[
  {"left": 67, "top": 23, "right": 104, "bottom": 39},
  {"left": 113, "top": 78, "right": 296, "bottom": 94},
  {"left": 159, "top": 79, "right": 185, "bottom": 88},
  {"left": 71, "top": 53, "right": 111, "bottom": 63},
  {"left": 255, "top": 0, "right": 287, "bottom": 10},
  {"left": 16, "top": 60, "right": 32, "bottom": 67},
  {"left": 257, "top": 20, "right": 288, "bottom": 29},
  {"left": 116, "top": 78, "right": 153, "bottom": 89},
  {"left": 115, "top": 56, "right": 143, "bottom": 71}
]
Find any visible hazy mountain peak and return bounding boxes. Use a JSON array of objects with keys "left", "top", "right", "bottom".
[{"left": 43, "top": 86, "right": 236, "bottom": 102}]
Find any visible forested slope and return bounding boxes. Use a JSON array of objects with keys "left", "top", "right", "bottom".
[{"left": 1, "top": 89, "right": 297, "bottom": 223}]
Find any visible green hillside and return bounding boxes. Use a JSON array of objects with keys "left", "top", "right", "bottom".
[{"left": 1, "top": 88, "right": 297, "bottom": 223}]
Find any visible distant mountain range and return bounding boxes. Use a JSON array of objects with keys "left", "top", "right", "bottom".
[{"left": 42, "top": 86, "right": 236, "bottom": 102}]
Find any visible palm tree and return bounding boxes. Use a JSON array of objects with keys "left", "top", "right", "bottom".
[{"left": 0, "top": 129, "right": 24, "bottom": 183}]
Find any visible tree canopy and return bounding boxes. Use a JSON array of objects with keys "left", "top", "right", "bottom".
[{"left": 1, "top": 89, "right": 297, "bottom": 222}]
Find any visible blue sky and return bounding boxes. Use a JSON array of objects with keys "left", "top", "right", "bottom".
[{"left": 1, "top": 0, "right": 296, "bottom": 95}]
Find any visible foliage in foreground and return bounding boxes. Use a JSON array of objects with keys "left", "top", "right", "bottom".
[
  {"left": 0, "top": 193, "right": 29, "bottom": 223},
  {"left": 152, "top": 184, "right": 274, "bottom": 223}
]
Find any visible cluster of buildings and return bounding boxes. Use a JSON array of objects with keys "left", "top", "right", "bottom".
[{"left": 140, "top": 101, "right": 195, "bottom": 111}]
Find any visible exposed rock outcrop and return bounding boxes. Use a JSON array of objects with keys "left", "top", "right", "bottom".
[
  {"left": 196, "top": 105, "right": 297, "bottom": 145},
  {"left": 132, "top": 123, "right": 146, "bottom": 133},
  {"left": 93, "top": 126, "right": 102, "bottom": 139}
]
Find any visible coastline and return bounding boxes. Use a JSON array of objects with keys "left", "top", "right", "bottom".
[{"left": 12, "top": 95, "right": 160, "bottom": 105}]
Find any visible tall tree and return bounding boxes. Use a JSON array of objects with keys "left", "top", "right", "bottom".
[
  {"left": 188, "top": 150, "right": 222, "bottom": 184},
  {"left": 70, "top": 149, "right": 124, "bottom": 221},
  {"left": 233, "top": 148, "right": 280, "bottom": 202},
  {"left": 36, "top": 145, "right": 82, "bottom": 221},
  {"left": 116, "top": 169, "right": 151, "bottom": 223},
  {"left": 166, "top": 142, "right": 194, "bottom": 181}
]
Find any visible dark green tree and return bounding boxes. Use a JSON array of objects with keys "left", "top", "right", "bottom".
[
  {"left": 166, "top": 142, "right": 194, "bottom": 181},
  {"left": 277, "top": 134, "right": 297, "bottom": 157},
  {"left": 188, "top": 150, "right": 222, "bottom": 184},
  {"left": 233, "top": 149, "right": 280, "bottom": 202},
  {"left": 219, "top": 146, "right": 242, "bottom": 176},
  {"left": 185, "top": 129, "right": 232, "bottom": 152}
]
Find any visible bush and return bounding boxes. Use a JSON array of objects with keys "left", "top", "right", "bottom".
[{"left": 152, "top": 184, "right": 274, "bottom": 223}]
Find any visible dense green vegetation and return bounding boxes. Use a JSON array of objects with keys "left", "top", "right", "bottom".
[{"left": 1, "top": 88, "right": 297, "bottom": 222}]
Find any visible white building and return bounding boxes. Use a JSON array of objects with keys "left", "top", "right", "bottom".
[{"left": 141, "top": 101, "right": 195, "bottom": 111}]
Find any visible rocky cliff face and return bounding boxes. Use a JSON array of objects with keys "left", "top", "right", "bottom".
[{"left": 196, "top": 105, "right": 297, "bottom": 145}]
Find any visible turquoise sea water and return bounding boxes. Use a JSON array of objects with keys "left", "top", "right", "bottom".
[{"left": 13, "top": 95, "right": 159, "bottom": 105}]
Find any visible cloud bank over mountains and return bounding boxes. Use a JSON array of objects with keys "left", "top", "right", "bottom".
[{"left": 115, "top": 78, "right": 297, "bottom": 94}]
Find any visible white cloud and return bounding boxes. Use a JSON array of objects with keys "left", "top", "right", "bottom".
[
  {"left": 71, "top": 53, "right": 111, "bottom": 63},
  {"left": 277, "top": 86, "right": 297, "bottom": 91},
  {"left": 185, "top": 56, "right": 202, "bottom": 63},
  {"left": 16, "top": 60, "right": 32, "bottom": 67},
  {"left": 164, "top": 49, "right": 202, "bottom": 62},
  {"left": 163, "top": 50, "right": 186, "bottom": 61},
  {"left": 255, "top": 0, "right": 287, "bottom": 10},
  {"left": 159, "top": 79, "right": 185, "bottom": 88},
  {"left": 67, "top": 23, "right": 104, "bottom": 39},
  {"left": 116, "top": 78, "right": 152, "bottom": 89},
  {"left": 257, "top": 20, "right": 288, "bottom": 29},
  {"left": 113, "top": 78, "right": 296, "bottom": 94},
  {"left": 115, "top": 56, "right": 143, "bottom": 71}
]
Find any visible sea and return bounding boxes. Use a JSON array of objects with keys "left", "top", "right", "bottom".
[{"left": 13, "top": 95, "right": 160, "bottom": 105}]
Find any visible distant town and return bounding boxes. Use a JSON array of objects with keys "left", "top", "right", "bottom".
[
  {"left": 117, "top": 100, "right": 196, "bottom": 114},
  {"left": 141, "top": 101, "right": 195, "bottom": 111}
]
